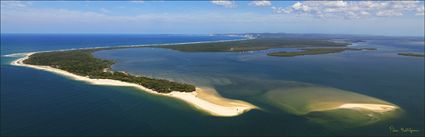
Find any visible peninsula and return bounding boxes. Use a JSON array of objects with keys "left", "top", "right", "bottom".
[
  {"left": 11, "top": 50, "right": 257, "bottom": 117},
  {"left": 23, "top": 50, "right": 195, "bottom": 93}
]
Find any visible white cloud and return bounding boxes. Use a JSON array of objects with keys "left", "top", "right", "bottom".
[
  {"left": 211, "top": 0, "right": 236, "bottom": 8},
  {"left": 416, "top": 5, "right": 425, "bottom": 16},
  {"left": 272, "top": 1, "right": 424, "bottom": 19},
  {"left": 130, "top": 1, "right": 144, "bottom": 4},
  {"left": 1, "top": 7, "right": 293, "bottom": 29},
  {"left": 249, "top": 0, "right": 271, "bottom": 7},
  {"left": 1, "top": 1, "right": 423, "bottom": 36},
  {"left": 359, "top": 11, "right": 370, "bottom": 16},
  {"left": 1, "top": 6, "right": 309, "bottom": 34},
  {"left": 271, "top": 7, "right": 292, "bottom": 14},
  {"left": 376, "top": 10, "right": 403, "bottom": 17},
  {"left": 0, "top": 1, "right": 30, "bottom": 9},
  {"left": 99, "top": 8, "right": 110, "bottom": 13}
]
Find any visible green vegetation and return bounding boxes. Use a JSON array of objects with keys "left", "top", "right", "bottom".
[
  {"left": 267, "top": 48, "right": 376, "bottom": 57},
  {"left": 398, "top": 52, "right": 425, "bottom": 57},
  {"left": 24, "top": 50, "right": 195, "bottom": 93},
  {"left": 158, "top": 38, "right": 349, "bottom": 52},
  {"left": 24, "top": 50, "right": 113, "bottom": 76}
]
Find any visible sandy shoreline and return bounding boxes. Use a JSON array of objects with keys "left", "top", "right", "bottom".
[
  {"left": 337, "top": 103, "right": 398, "bottom": 113},
  {"left": 307, "top": 102, "right": 399, "bottom": 114},
  {"left": 10, "top": 52, "right": 257, "bottom": 117}
]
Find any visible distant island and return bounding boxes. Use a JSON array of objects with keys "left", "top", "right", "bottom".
[
  {"left": 267, "top": 47, "right": 376, "bottom": 57},
  {"left": 398, "top": 52, "right": 425, "bottom": 57},
  {"left": 158, "top": 37, "right": 349, "bottom": 52},
  {"left": 157, "top": 35, "right": 377, "bottom": 57}
]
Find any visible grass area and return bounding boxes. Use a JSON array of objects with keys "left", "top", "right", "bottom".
[
  {"left": 24, "top": 50, "right": 195, "bottom": 93},
  {"left": 267, "top": 48, "right": 376, "bottom": 57},
  {"left": 398, "top": 52, "right": 425, "bottom": 57},
  {"left": 158, "top": 38, "right": 349, "bottom": 52}
]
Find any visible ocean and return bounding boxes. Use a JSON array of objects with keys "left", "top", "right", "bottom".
[{"left": 1, "top": 34, "right": 424, "bottom": 136}]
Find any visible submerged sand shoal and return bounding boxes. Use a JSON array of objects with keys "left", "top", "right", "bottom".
[
  {"left": 264, "top": 87, "right": 400, "bottom": 115},
  {"left": 11, "top": 52, "right": 257, "bottom": 117},
  {"left": 263, "top": 87, "right": 401, "bottom": 127}
]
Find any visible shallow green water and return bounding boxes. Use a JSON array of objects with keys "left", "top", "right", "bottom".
[{"left": 93, "top": 39, "right": 424, "bottom": 136}]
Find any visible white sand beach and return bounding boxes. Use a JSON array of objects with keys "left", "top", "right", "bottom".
[
  {"left": 306, "top": 102, "right": 399, "bottom": 114},
  {"left": 11, "top": 52, "right": 257, "bottom": 117},
  {"left": 306, "top": 102, "right": 400, "bottom": 113},
  {"left": 337, "top": 103, "right": 398, "bottom": 113}
]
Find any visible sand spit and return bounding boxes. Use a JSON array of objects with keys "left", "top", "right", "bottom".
[
  {"left": 305, "top": 102, "right": 399, "bottom": 114},
  {"left": 337, "top": 103, "right": 398, "bottom": 113},
  {"left": 10, "top": 52, "right": 257, "bottom": 117}
]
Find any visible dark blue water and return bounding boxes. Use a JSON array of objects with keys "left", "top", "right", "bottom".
[{"left": 1, "top": 34, "right": 424, "bottom": 136}]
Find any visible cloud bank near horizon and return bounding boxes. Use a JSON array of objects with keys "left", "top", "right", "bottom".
[
  {"left": 272, "top": 1, "right": 424, "bottom": 18},
  {"left": 1, "top": 1, "right": 424, "bottom": 36}
]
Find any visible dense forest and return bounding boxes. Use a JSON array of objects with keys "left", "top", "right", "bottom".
[
  {"left": 398, "top": 52, "right": 425, "bottom": 57},
  {"left": 267, "top": 47, "right": 376, "bottom": 57},
  {"left": 24, "top": 50, "right": 196, "bottom": 93},
  {"left": 158, "top": 38, "right": 349, "bottom": 52}
]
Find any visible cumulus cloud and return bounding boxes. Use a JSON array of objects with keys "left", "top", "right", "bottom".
[
  {"left": 211, "top": 0, "right": 236, "bottom": 8},
  {"left": 1, "top": 6, "right": 289, "bottom": 30},
  {"left": 130, "top": 1, "right": 144, "bottom": 4},
  {"left": 1, "top": 1, "right": 423, "bottom": 35},
  {"left": 416, "top": 5, "right": 425, "bottom": 16},
  {"left": 272, "top": 1, "right": 425, "bottom": 18},
  {"left": 249, "top": 0, "right": 271, "bottom": 7},
  {"left": 0, "top": 1, "right": 30, "bottom": 9}
]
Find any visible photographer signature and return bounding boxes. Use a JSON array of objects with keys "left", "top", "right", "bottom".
[{"left": 389, "top": 125, "right": 420, "bottom": 135}]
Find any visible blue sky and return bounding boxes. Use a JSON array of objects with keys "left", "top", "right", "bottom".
[{"left": 1, "top": 1, "right": 424, "bottom": 36}]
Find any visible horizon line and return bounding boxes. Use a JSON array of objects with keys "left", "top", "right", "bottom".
[{"left": 1, "top": 32, "right": 424, "bottom": 38}]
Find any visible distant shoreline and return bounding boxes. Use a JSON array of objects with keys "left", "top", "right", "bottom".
[
  {"left": 10, "top": 52, "right": 257, "bottom": 117},
  {"left": 398, "top": 52, "right": 425, "bottom": 58},
  {"left": 3, "top": 37, "right": 249, "bottom": 58}
]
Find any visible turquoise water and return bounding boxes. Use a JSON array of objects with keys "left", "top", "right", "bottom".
[{"left": 1, "top": 34, "right": 424, "bottom": 136}]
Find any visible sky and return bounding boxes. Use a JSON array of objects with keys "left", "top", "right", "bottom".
[{"left": 1, "top": 0, "right": 424, "bottom": 36}]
